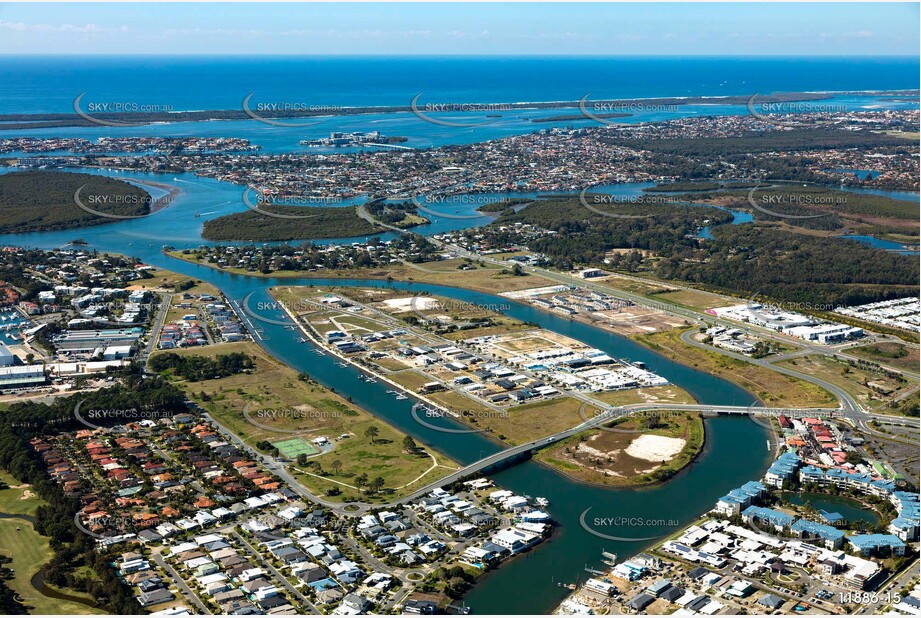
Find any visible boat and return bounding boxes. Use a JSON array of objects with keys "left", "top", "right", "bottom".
[
  {"left": 534, "top": 497, "right": 549, "bottom": 507},
  {"left": 299, "top": 337, "right": 308, "bottom": 343},
  {"left": 337, "top": 362, "right": 348, "bottom": 368},
  {"left": 395, "top": 394, "right": 408, "bottom": 400}
]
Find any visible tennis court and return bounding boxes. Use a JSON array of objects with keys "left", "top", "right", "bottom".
[{"left": 272, "top": 437, "right": 319, "bottom": 458}]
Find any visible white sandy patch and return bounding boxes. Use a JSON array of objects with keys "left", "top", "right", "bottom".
[
  {"left": 575, "top": 442, "right": 620, "bottom": 459},
  {"left": 624, "top": 434, "right": 686, "bottom": 462},
  {"left": 382, "top": 296, "right": 440, "bottom": 312}
]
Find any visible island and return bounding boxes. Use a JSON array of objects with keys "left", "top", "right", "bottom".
[{"left": 0, "top": 170, "right": 152, "bottom": 233}]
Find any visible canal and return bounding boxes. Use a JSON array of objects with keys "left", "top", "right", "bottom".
[{"left": 4, "top": 169, "right": 776, "bottom": 614}]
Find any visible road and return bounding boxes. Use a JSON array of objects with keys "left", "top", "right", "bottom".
[
  {"left": 229, "top": 528, "right": 321, "bottom": 614},
  {"left": 152, "top": 549, "right": 212, "bottom": 614},
  {"left": 141, "top": 292, "right": 173, "bottom": 363}
]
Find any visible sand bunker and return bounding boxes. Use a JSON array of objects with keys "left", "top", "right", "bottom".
[{"left": 624, "top": 434, "right": 686, "bottom": 462}]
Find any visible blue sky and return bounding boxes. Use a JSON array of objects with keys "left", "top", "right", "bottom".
[{"left": 0, "top": 3, "right": 917, "bottom": 56}]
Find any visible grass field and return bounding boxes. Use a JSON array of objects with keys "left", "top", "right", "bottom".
[
  {"left": 136, "top": 267, "right": 221, "bottom": 297},
  {"left": 469, "top": 396, "right": 588, "bottom": 445},
  {"left": 647, "top": 289, "right": 739, "bottom": 310},
  {"left": 848, "top": 342, "right": 920, "bottom": 373},
  {"left": 635, "top": 328, "right": 837, "bottom": 407},
  {"left": 777, "top": 354, "right": 917, "bottom": 411},
  {"left": 0, "top": 519, "right": 102, "bottom": 615},
  {"left": 593, "top": 385, "right": 697, "bottom": 406},
  {"left": 153, "top": 341, "right": 456, "bottom": 502}
]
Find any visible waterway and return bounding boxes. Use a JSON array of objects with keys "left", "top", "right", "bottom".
[
  {"left": 785, "top": 492, "right": 881, "bottom": 527},
  {"left": 1, "top": 166, "right": 779, "bottom": 612}
]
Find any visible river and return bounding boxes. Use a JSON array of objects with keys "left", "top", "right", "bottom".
[{"left": 0, "top": 165, "right": 782, "bottom": 613}]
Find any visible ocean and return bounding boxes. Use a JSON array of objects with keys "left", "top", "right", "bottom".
[{"left": 1, "top": 55, "right": 918, "bottom": 114}]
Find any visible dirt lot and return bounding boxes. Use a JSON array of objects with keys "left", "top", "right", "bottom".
[{"left": 536, "top": 411, "right": 704, "bottom": 487}]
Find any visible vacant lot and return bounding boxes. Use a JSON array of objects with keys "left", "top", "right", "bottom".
[
  {"left": 649, "top": 288, "right": 740, "bottom": 310},
  {"left": 536, "top": 411, "right": 705, "bottom": 487},
  {"left": 635, "top": 328, "right": 836, "bottom": 407},
  {"left": 469, "top": 396, "right": 588, "bottom": 445},
  {"left": 848, "top": 342, "right": 920, "bottom": 373},
  {"left": 777, "top": 354, "right": 916, "bottom": 411},
  {"left": 171, "top": 253, "right": 552, "bottom": 294},
  {"left": 594, "top": 385, "right": 696, "bottom": 406}
]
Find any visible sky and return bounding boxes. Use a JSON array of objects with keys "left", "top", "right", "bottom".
[{"left": 0, "top": 3, "right": 918, "bottom": 56}]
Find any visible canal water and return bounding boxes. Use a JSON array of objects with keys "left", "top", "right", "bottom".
[{"left": 0, "top": 164, "right": 883, "bottom": 614}]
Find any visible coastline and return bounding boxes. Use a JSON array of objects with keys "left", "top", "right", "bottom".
[{"left": 0, "top": 91, "right": 852, "bottom": 130}]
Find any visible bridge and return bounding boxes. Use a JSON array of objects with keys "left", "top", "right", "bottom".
[
  {"left": 207, "top": 394, "right": 917, "bottom": 516},
  {"left": 376, "top": 402, "right": 856, "bottom": 508}
]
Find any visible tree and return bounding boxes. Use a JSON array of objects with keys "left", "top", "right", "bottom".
[
  {"left": 330, "top": 460, "right": 343, "bottom": 475},
  {"left": 365, "top": 426, "right": 380, "bottom": 444},
  {"left": 368, "top": 476, "right": 385, "bottom": 494},
  {"left": 402, "top": 436, "right": 418, "bottom": 453},
  {"left": 844, "top": 451, "right": 863, "bottom": 465},
  {"left": 354, "top": 473, "right": 368, "bottom": 492},
  {"left": 296, "top": 453, "right": 310, "bottom": 467}
]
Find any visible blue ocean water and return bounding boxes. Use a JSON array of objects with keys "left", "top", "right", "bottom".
[{"left": 1, "top": 55, "right": 918, "bottom": 114}]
